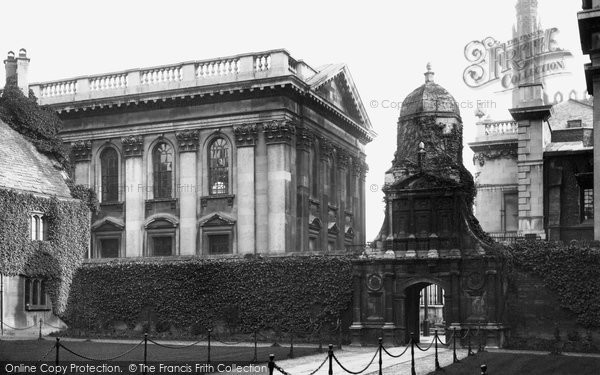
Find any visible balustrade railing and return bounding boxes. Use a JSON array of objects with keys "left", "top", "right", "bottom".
[
  {"left": 483, "top": 121, "right": 518, "bottom": 136},
  {"left": 40, "top": 80, "right": 77, "bottom": 97},
  {"left": 255, "top": 54, "right": 271, "bottom": 71},
  {"left": 140, "top": 65, "right": 183, "bottom": 85},
  {"left": 89, "top": 73, "right": 128, "bottom": 91},
  {"left": 196, "top": 58, "right": 240, "bottom": 78}
]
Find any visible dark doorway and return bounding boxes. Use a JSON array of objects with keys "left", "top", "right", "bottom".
[{"left": 404, "top": 282, "right": 446, "bottom": 343}]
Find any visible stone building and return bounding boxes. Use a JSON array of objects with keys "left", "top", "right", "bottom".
[
  {"left": 468, "top": 0, "right": 596, "bottom": 242},
  {"left": 0, "top": 49, "right": 84, "bottom": 333},
  {"left": 579, "top": 0, "right": 600, "bottom": 239},
  {"left": 28, "top": 49, "right": 374, "bottom": 257}
]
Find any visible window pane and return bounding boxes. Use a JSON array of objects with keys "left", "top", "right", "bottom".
[
  {"left": 40, "top": 281, "right": 46, "bottom": 305},
  {"left": 34, "top": 216, "right": 40, "bottom": 240},
  {"left": 33, "top": 280, "right": 39, "bottom": 306},
  {"left": 209, "top": 235, "right": 230, "bottom": 254},
  {"left": 100, "top": 148, "right": 119, "bottom": 202},
  {"left": 100, "top": 238, "right": 120, "bottom": 258},
  {"left": 24, "top": 279, "right": 31, "bottom": 307},
  {"left": 209, "top": 138, "right": 229, "bottom": 195},
  {"left": 153, "top": 236, "right": 173, "bottom": 256},
  {"left": 153, "top": 143, "right": 173, "bottom": 198},
  {"left": 504, "top": 193, "right": 518, "bottom": 232},
  {"left": 584, "top": 189, "right": 594, "bottom": 220}
]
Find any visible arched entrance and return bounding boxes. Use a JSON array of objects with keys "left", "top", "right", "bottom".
[{"left": 404, "top": 282, "right": 447, "bottom": 343}]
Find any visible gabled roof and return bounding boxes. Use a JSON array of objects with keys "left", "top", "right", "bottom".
[
  {"left": 0, "top": 119, "right": 71, "bottom": 198},
  {"left": 306, "top": 63, "right": 373, "bottom": 131}
]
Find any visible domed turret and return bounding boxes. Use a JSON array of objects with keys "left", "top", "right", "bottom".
[{"left": 392, "top": 64, "right": 464, "bottom": 183}]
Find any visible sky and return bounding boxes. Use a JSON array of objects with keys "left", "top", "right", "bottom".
[{"left": 0, "top": 0, "right": 589, "bottom": 241}]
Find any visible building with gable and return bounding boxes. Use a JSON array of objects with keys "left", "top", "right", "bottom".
[{"left": 28, "top": 49, "right": 374, "bottom": 258}]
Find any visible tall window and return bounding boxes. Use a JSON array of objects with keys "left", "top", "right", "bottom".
[
  {"left": 100, "top": 148, "right": 119, "bottom": 202},
  {"left": 503, "top": 193, "right": 518, "bottom": 232},
  {"left": 582, "top": 188, "right": 594, "bottom": 221},
  {"left": 209, "top": 138, "right": 229, "bottom": 195},
  {"left": 31, "top": 213, "right": 47, "bottom": 241},
  {"left": 24, "top": 278, "right": 48, "bottom": 310},
  {"left": 153, "top": 142, "right": 173, "bottom": 198}
]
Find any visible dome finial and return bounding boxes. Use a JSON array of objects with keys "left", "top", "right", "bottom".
[{"left": 424, "top": 62, "right": 434, "bottom": 83}]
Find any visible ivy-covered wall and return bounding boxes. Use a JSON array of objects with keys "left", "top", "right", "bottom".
[
  {"left": 62, "top": 256, "right": 353, "bottom": 335},
  {"left": 0, "top": 190, "right": 90, "bottom": 313},
  {"left": 504, "top": 240, "right": 600, "bottom": 351}
]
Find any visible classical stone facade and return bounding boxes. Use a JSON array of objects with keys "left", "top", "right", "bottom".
[{"left": 29, "top": 50, "right": 374, "bottom": 257}]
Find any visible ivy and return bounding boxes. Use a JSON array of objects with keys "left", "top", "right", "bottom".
[
  {"left": 62, "top": 256, "right": 354, "bottom": 334},
  {"left": 0, "top": 190, "right": 90, "bottom": 313},
  {"left": 503, "top": 240, "right": 600, "bottom": 327}
]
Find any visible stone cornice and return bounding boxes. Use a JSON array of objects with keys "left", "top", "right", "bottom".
[
  {"left": 71, "top": 140, "right": 92, "bottom": 162},
  {"left": 233, "top": 124, "right": 259, "bottom": 147},
  {"left": 121, "top": 135, "right": 144, "bottom": 157},
  {"left": 175, "top": 130, "right": 199, "bottom": 152},
  {"left": 262, "top": 120, "right": 296, "bottom": 145}
]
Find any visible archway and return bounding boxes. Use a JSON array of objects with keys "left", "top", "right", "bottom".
[{"left": 404, "top": 282, "right": 447, "bottom": 343}]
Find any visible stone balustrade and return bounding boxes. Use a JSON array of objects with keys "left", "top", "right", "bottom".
[
  {"left": 30, "top": 50, "right": 314, "bottom": 105},
  {"left": 474, "top": 120, "right": 519, "bottom": 141}
]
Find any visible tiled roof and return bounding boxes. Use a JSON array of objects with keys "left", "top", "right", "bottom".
[{"left": 0, "top": 119, "right": 71, "bottom": 197}]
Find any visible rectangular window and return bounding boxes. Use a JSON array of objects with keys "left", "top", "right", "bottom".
[
  {"left": 567, "top": 119, "right": 582, "bottom": 128},
  {"left": 31, "top": 213, "right": 47, "bottom": 241},
  {"left": 24, "top": 278, "right": 49, "bottom": 311},
  {"left": 583, "top": 188, "right": 594, "bottom": 221},
  {"left": 503, "top": 193, "right": 518, "bottom": 232},
  {"left": 152, "top": 236, "right": 173, "bottom": 256},
  {"left": 209, "top": 234, "right": 230, "bottom": 254},
  {"left": 99, "top": 238, "right": 120, "bottom": 258}
]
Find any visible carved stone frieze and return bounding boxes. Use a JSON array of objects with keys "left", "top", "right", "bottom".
[
  {"left": 121, "top": 135, "right": 144, "bottom": 157},
  {"left": 175, "top": 130, "right": 199, "bottom": 152},
  {"left": 233, "top": 124, "right": 259, "bottom": 147}
]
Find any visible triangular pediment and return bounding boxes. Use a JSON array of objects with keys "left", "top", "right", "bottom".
[
  {"left": 309, "top": 215, "right": 322, "bottom": 231},
  {"left": 198, "top": 212, "right": 236, "bottom": 227},
  {"left": 308, "top": 65, "right": 372, "bottom": 130},
  {"left": 92, "top": 217, "right": 125, "bottom": 232}
]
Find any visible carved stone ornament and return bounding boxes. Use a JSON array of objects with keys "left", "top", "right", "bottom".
[
  {"left": 319, "top": 139, "right": 335, "bottom": 161},
  {"left": 121, "top": 135, "right": 144, "bottom": 157},
  {"left": 262, "top": 120, "right": 295, "bottom": 145},
  {"left": 71, "top": 140, "right": 92, "bottom": 162},
  {"left": 366, "top": 274, "right": 383, "bottom": 292},
  {"left": 176, "top": 130, "right": 199, "bottom": 152},
  {"left": 336, "top": 148, "right": 351, "bottom": 169},
  {"left": 472, "top": 148, "right": 517, "bottom": 166},
  {"left": 296, "top": 127, "right": 314, "bottom": 151},
  {"left": 233, "top": 124, "right": 258, "bottom": 147}
]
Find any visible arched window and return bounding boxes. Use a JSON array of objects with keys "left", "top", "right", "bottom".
[
  {"left": 100, "top": 148, "right": 119, "bottom": 202},
  {"left": 153, "top": 142, "right": 173, "bottom": 198},
  {"left": 208, "top": 137, "right": 229, "bottom": 195}
]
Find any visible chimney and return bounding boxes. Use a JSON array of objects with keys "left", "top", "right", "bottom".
[
  {"left": 4, "top": 50, "right": 17, "bottom": 88},
  {"left": 3, "top": 48, "right": 30, "bottom": 94},
  {"left": 16, "top": 48, "right": 30, "bottom": 94}
]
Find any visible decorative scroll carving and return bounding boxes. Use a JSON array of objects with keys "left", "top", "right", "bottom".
[
  {"left": 121, "top": 135, "right": 144, "bottom": 157},
  {"left": 233, "top": 124, "right": 258, "bottom": 147},
  {"left": 296, "top": 127, "right": 314, "bottom": 151},
  {"left": 352, "top": 159, "right": 368, "bottom": 181},
  {"left": 175, "top": 130, "right": 199, "bottom": 152},
  {"left": 336, "top": 148, "right": 351, "bottom": 169},
  {"left": 71, "top": 140, "right": 92, "bottom": 162},
  {"left": 262, "top": 120, "right": 295, "bottom": 145},
  {"left": 473, "top": 148, "right": 517, "bottom": 166},
  {"left": 319, "top": 139, "right": 335, "bottom": 161}
]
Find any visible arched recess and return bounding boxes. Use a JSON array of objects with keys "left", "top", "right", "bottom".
[
  {"left": 146, "top": 136, "right": 177, "bottom": 200},
  {"left": 95, "top": 142, "right": 123, "bottom": 203},
  {"left": 202, "top": 132, "right": 234, "bottom": 196},
  {"left": 144, "top": 214, "right": 179, "bottom": 256},
  {"left": 400, "top": 276, "right": 452, "bottom": 344}
]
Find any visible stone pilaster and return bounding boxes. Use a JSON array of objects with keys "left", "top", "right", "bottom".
[
  {"left": 122, "top": 135, "right": 144, "bottom": 257},
  {"left": 336, "top": 148, "right": 350, "bottom": 249},
  {"left": 296, "top": 127, "right": 313, "bottom": 252},
  {"left": 71, "top": 140, "right": 92, "bottom": 187},
  {"left": 234, "top": 124, "right": 258, "bottom": 254},
  {"left": 509, "top": 84, "right": 551, "bottom": 239},
  {"left": 176, "top": 130, "right": 199, "bottom": 255},
  {"left": 320, "top": 139, "right": 334, "bottom": 251},
  {"left": 263, "top": 121, "right": 295, "bottom": 253}
]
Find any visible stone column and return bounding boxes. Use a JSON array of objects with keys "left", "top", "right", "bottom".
[
  {"left": 263, "top": 121, "right": 294, "bottom": 254},
  {"left": 122, "top": 136, "right": 144, "bottom": 257},
  {"left": 509, "top": 83, "right": 551, "bottom": 239},
  {"left": 349, "top": 271, "right": 364, "bottom": 345},
  {"left": 176, "top": 130, "right": 199, "bottom": 256},
  {"left": 320, "top": 140, "right": 334, "bottom": 251},
  {"left": 296, "top": 128, "right": 313, "bottom": 252},
  {"left": 71, "top": 141, "right": 92, "bottom": 187},
  {"left": 233, "top": 125, "right": 258, "bottom": 255},
  {"left": 336, "top": 149, "right": 349, "bottom": 249},
  {"left": 352, "top": 160, "right": 361, "bottom": 247}
]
